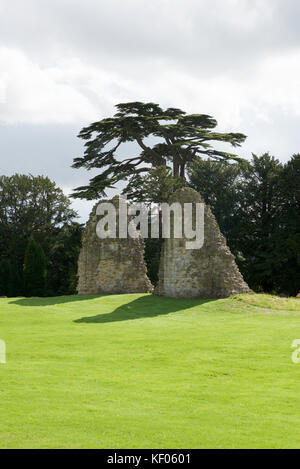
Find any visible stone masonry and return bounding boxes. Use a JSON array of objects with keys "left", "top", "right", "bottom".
[
  {"left": 77, "top": 196, "right": 153, "bottom": 294},
  {"left": 154, "top": 187, "right": 251, "bottom": 299}
]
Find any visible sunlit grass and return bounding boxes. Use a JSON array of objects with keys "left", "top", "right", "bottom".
[{"left": 0, "top": 293, "right": 299, "bottom": 448}]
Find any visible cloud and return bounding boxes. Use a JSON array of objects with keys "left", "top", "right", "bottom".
[
  {"left": 0, "top": 0, "right": 299, "bottom": 220},
  {"left": 1, "top": 42, "right": 300, "bottom": 131},
  {"left": 0, "top": 0, "right": 299, "bottom": 128},
  {"left": 0, "top": 1, "right": 295, "bottom": 69},
  {"left": 0, "top": 47, "right": 100, "bottom": 124}
]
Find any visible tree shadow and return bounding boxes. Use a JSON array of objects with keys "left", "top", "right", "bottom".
[
  {"left": 74, "top": 295, "right": 215, "bottom": 324},
  {"left": 9, "top": 295, "right": 102, "bottom": 307}
]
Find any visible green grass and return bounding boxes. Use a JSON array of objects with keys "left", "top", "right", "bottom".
[{"left": 0, "top": 293, "right": 300, "bottom": 449}]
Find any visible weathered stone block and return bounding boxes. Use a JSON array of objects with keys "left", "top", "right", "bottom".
[
  {"left": 154, "top": 187, "right": 251, "bottom": 298},
  {"left": 77, "top": 196, "right": 153, "bottom": 295}
]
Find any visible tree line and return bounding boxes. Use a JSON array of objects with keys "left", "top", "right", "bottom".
[
  {"left": 188, "top": 153, "right": 300, "bottom": 296},
  {"left": 0, "top": 174, "right": 82, "bottom": 297},
  {"left": 123, "top": 154, "right": 299, "bottom": 296},
  {"left": 0, "top": 152, "right": 298, "bottom": 297},
  {"left": 0, "top": 102, "right": 299, "bottom": 297}
]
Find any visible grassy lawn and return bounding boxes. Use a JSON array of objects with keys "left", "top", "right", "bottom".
[{"left": 0, "top": 293, "right": 300, "bottom": 449}]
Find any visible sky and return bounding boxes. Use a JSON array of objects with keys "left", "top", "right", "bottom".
[{"left": 0, "top": 0, "right": 300, "bottom": 221}]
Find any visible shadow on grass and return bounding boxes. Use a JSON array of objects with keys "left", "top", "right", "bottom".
[
  {"left": 74, "top": 295, "right": 215, "bottom": 324},
  {"left": 9, "top": 295, "right": 102, "bottom": 307}
]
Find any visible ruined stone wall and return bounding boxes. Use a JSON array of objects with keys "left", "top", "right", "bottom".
[
  {"left": 154, "top": 187, "right": 251, "bottom": 299},
  {"left": 77, "top": 196, "right": 153, "bottom": 295}
]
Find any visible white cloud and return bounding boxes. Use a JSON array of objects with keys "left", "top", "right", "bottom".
[
  {"left": 0, "top": 0, "right": 300, "bottom": 221},
  {"left": 0, "top": 0, "right": 299, "bottom": 128},
  {"left": 0, "top": 47, "right": 99, "bottom": 124},
  {"left": 255, "top": 52, "right": 300, "bottom": 116},
  {"left": 1, "top": 43, "right": 300, "bottom": 132}
]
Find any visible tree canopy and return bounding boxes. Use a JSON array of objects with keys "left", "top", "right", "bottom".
[
  {"left": 23, "top": 237, "right": 47, "bottom": 297},
  {"left": 188, "top": 153, "right": 300, "bottom": 296},
  {"left": 72, "top": 101, "right": 247, "bottom": 200},
  {"left": 0, "top": 174, "right": 82, "bottom": 297}
]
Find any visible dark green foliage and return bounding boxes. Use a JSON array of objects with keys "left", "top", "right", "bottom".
[
  {"left": 0, "top": 259, "right": 23, "bottom": 297},
  {"left": 272, "top": 154, "right": 300, "bottom": 295},
  {"left": 188, "top": 154, "right": 300, "bottom": 296},
  {"left": 72, "top": 101, "right": 247, "bottom": 200},
  {"left": 8, "top": 259, "right": 23, "bottom": 297},
  {"left": 144, "top": 238, "right": 161, "bottom": 286},
  {"left": 23, "top": 237, "right": 47, "bottom": 297},
  {"left": 0, "top": 259, "right": 9, "bottom": 296},
  {"left": 235, "top": 154, "right": 284, "bottom": 292},
  {"left": 123, "top": 166, "right": 186, "bottom": 203},
  {"left": 124, "top": 166, "right": 183, "bottom": 284},
  {"left": 45, "top": 223, "right": 82, "bottom": 296},
  {"left": 188, "top": 158, "right": 243, "bottom": 243},
  {"left": 0, "top": 174, "right": 82, "bottom": 297}
]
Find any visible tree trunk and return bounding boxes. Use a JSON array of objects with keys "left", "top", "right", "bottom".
[{"left": 173, "top": 161, "right": 179, "bottom": 177}]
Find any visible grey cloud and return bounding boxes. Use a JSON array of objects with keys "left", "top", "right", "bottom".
[
  {"left": 1, "top": 0, "right": 300, "bottom": 76},
  {"left": 0, "top": 0, "right": 299, "bottom": 221},
  {"left": 0, "top": 124, "right": 84, "bottom": 186}
]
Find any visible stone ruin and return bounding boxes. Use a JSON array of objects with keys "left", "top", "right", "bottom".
[
  {"left": 77, "top": 195, "right": 153, "bottom": 295},
  {"left": 77, "top": 189, "right": 251, "bottom": 298},
  {"left": 154, "top": 187, "right": 251, "bottom": 298}
]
